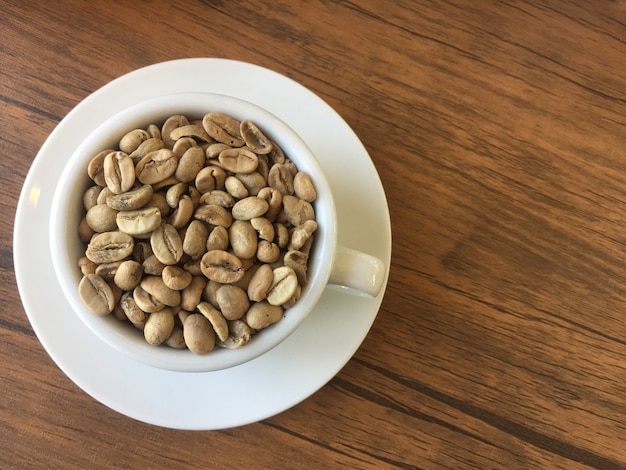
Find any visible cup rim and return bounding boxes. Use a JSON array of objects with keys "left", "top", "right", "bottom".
[{"left": 49, "top": 92, "right": 337, "bottom": 373}]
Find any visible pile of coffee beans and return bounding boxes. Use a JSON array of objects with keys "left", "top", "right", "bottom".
[{"left": 76, "top": 112, "right": 317, "bottom": 355}]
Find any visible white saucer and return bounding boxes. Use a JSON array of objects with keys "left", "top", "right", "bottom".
[{"left": 14, "top": 58, "right": 391, "bottom": 430}]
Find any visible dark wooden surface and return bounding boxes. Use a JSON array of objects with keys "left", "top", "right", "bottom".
[{"left": 2, "top": 1, "right": 626, "bottom": 468}]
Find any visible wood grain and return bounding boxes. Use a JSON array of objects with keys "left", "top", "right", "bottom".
[{"left": 1, "top": 0, "right": 625, "bottom": 468}]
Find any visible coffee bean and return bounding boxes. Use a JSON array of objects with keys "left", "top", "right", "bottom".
[
  {"left": 86, "top": 231, "right": 134, "bottom": 264},
  {"left": 78, "top": 274, "right": 115, "bottom": 316}
]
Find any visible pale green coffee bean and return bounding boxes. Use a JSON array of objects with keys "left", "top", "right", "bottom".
[
  {"left": 202, "top": 113, "right": 244, "bottom": 147},
  {"left": 114, "top": 260, "right": 143, "bottom": 290},
  {"left": 119, "top": 129, "right": 150, "bottom": 154},
  {"left": 197, "top": 301, "right": 228, "bottom": 342},
  {"left": 218, "top": 320, "right": 251, "bottom": 349},
  {"left": 78, "top": 274, "right": 115, "bottom": 316},
  {"left": 240, "top": 119, "right": 272, "bottom": 154},
  {"left": 175, "top": 146, "right": 205, "bottom": 183},
  {"left": 150, "top": 223, "right": 184, "bottom": 265},
  {"left": 293, "top": 171, "right": 317, "bottom": 202},
  {"left": 116, "top": 206, "right": 162, "bottom": 235},
  {"left": 144, "top": 307, "right": 175, "bottom": 346},
  {"left": 247, "top": 263, "right": 273, "bottom": 302},
  {"left": 135, "top": 148, "right": 178, "bottom": 184},
  {"left": 266, "top": 266, "right": 298, "bottom": 306},
  {"left": 231, "top": 196, "right": 269, "bottom": 221},
  {"left": 140, "top": 276, "right": 181, "bottom": 307},
  {"left": 215, "top": 285, "right": 249, "bottom": 320},
  {"left": 183, "top": 220, "right": 210, "bottom": 259},
  {"left": 85, "top": 203, "right": 118, "bottom": 233},
  {"left": 282, "top": 195, "right": 315, "bottom": 227},
  {"left": 229, "top": 220, "right": 257, "bottom": 259},
  {"left": 194, "top": 204, "right": 233, "bottom": 227},
  {"left": 86, "top": 231, "right": 134, "bottom": 264},
  {"left": 106, "top": 184, "right": 153, "bottom": 211},
  {"left": 245, "top": 301, "right": 283, "bottom": 330},
  {"left": 183, "top": 313, "right": 216, "bottom": 355},
  {"left": 104, "top": 151, "right": 135, "bottom": 194},
  {"left": 218, "top": 148, "right": 259, "bottom": 174},
  {"left": 200, "top": 250, "right": 244, "bottom": 284},
  {"left": 161, "top": 114, "right": 190, "bottom": 148}
]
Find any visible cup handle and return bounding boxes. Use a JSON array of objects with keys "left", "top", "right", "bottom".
[{"left": 328, "top": 246, "right": 386, "bottom": 297}]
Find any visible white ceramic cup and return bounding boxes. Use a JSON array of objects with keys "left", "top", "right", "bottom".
[{"left": 50, "top": 92, "right": 385, "bottom": 373}]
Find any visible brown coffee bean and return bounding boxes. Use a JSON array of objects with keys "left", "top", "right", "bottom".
[
  {"left": 165, "top": 326, "right": 186, "bottom": 349},
  {"left": 142, "top": 254, "right": 166, "bottom": 276},
  {"left": 250, "top": 217, "right": 274, "bottom": 241},
  {"left": 236, "top": 172, "right": 266, "bottom": 196},
  {"left": 257, "top": 187, "right": 282, "bottom": 222},
  {"left": 289, "top": 219, "right": 318, "bottom": 250},
  {"left": 205, "top": 142, "right": 232, "bottom": 158},
  {"left": 78, "top": 274, "right": 115, "bottom": 316},
  {"left": 94, "top": 261, "right": 122, "bottom": 280},
  {"left": 171, "top": 136, "right": 197, "bottom": 158},
  {"left": 165, "top": 182, "right": 188, "bottom": 208},
  {"left": 224, "top": 175, "right": 248, "bottom": 199},
  {"left": 268, "top": 140, "right": 286, "bottom": 164}
]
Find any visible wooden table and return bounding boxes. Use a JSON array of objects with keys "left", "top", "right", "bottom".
[{"left": 2, "top": 1, "right": 625, "bottom": 468}]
